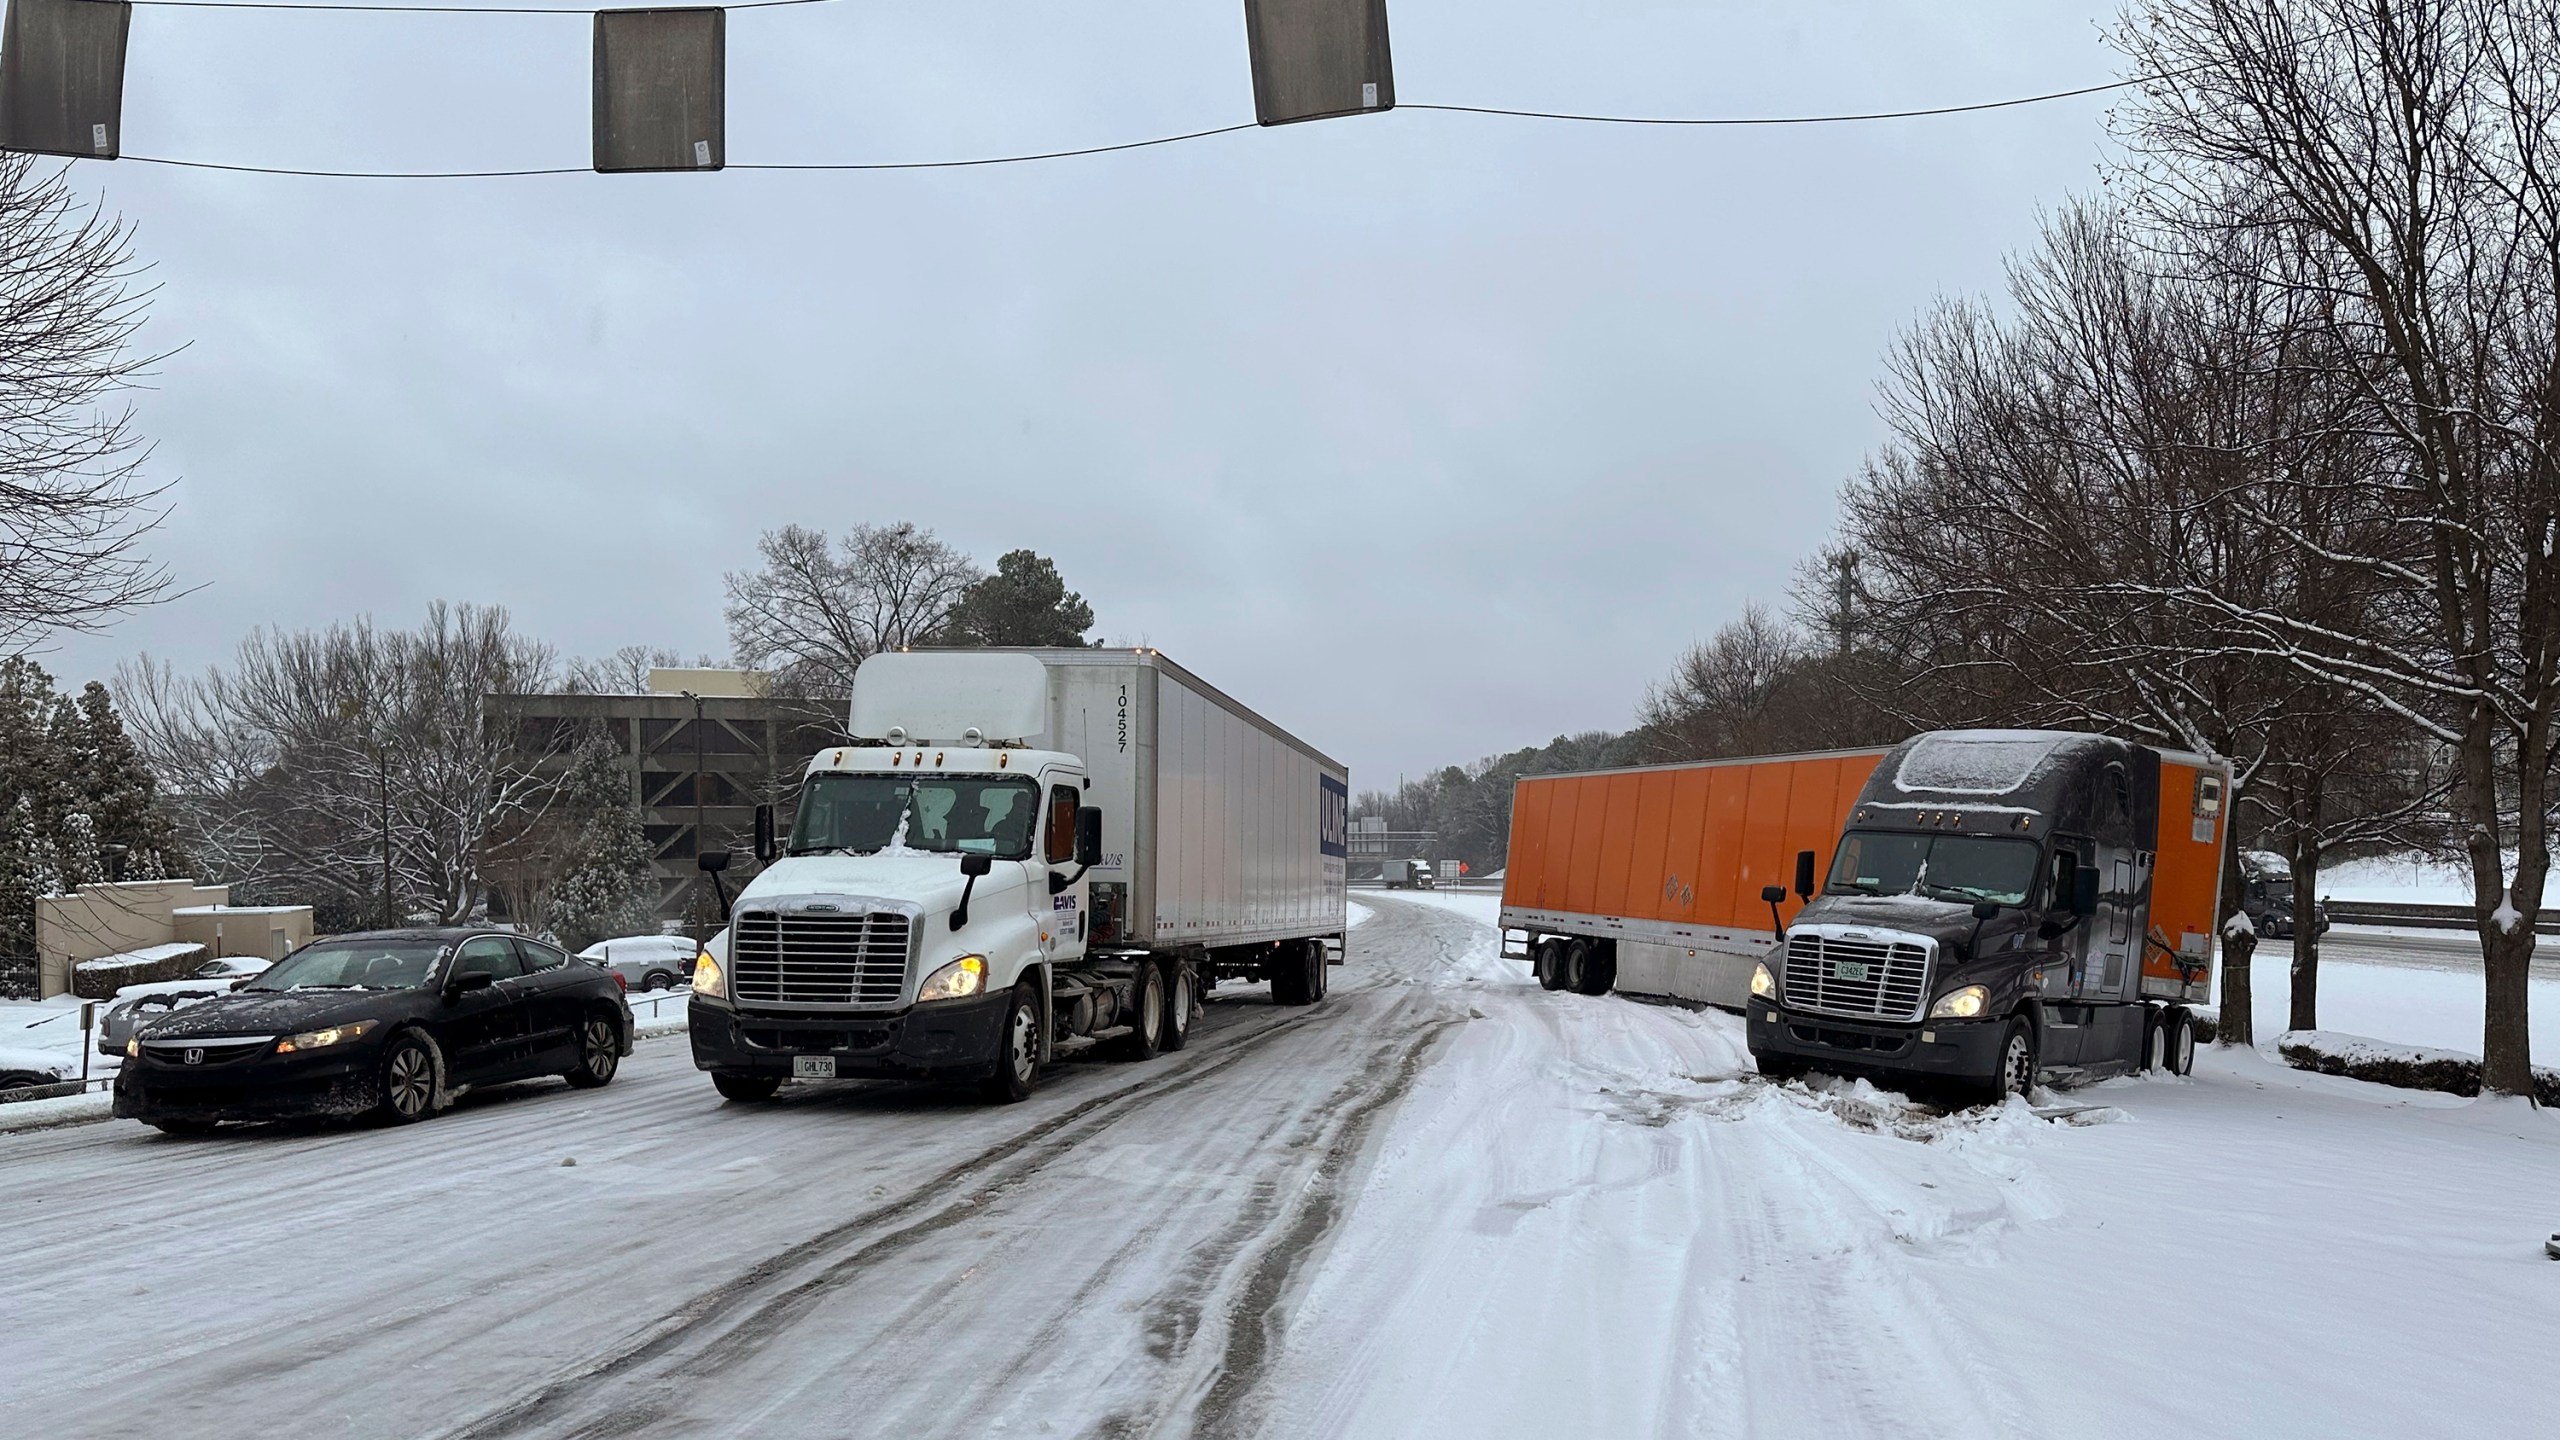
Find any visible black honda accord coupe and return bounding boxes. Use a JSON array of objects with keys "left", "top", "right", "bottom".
[{"left": 114, "top": 928, "right": 632, "bottom": 1135}]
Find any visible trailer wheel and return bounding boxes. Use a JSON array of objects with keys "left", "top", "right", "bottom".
[
  {"left": 1269, "top": 942, "right": 1310, "bottom": 1005},
  {"left": 1308, "top": 940, "right": 1329, "bottom": 1003},
  {"left": 2162, "top": 1008, "right": 2197, "bottom": 1075},
  {"left": 1534, "top": 940, "right": 1568, "bottom": 991},
  {"left": 1574, "top": 942, "right": 1616, "bottom": 997},
  {"left": 1560, "top": 939, "right": 1590, "bottom": 994},
  {"left": 1119, "top": 962, "right": 1167, "bottom": 1060},
  {"left": 1158, "top": 959, "right": 1195, "bottom": 1051}
]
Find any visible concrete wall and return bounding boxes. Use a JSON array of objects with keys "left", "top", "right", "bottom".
[{"left": 173, "top": 906, "right": 314, "bottom": 963}]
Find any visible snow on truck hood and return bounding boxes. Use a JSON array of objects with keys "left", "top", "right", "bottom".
[{"left": 737, "top": 852, "right": 1026, "bottom": 912}]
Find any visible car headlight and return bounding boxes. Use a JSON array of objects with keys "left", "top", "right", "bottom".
[
  {"left": 1928, "top": 984, "right": 1989, "bottom": 1019},
  {"left": 125, "top": 1037, "right": 139, "bottom": 1058},
  {"left": 692, "top": 952, "right": 725, "bottom": 997},
  {"left": 275, "top": 1020, "right": 373, "bottom": 1053},
  {"left": 917, "top": 955, "right": 987, "bottom": 1003},
  {"left": 1750, "top": 962, "right": 1780, "bottom": 1001}
]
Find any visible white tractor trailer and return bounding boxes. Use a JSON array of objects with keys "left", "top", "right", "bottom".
[{"left": 687, "top": 649, "right": 1349, "bottom": 1102}]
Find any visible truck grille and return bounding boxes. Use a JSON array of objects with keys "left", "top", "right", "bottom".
[
  {"left": 1783, "top": 932, "right": 1931, "bottom": 1022},
  {"left": 731, "top": 911, "right": 913, "bottom": 1006}
]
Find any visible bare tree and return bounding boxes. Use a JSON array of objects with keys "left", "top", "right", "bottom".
[
  {"left": 723, "top": 523, "right": 981, "bottom": 695},
  {"left": 0, "top": 155, "right": 173, "bottom": 651}
]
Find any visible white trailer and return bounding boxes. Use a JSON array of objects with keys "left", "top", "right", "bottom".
[{"left": 686, "top": 649, "right": 1348, "bottom": 1103}]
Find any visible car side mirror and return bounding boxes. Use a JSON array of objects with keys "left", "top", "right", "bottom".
[
  {"left": 2073, "top": 867, "right": 2101, "bottom": 917},
  {"left": 1075, "top": 806, "right": 1104, "bottom": 867},
  {"left": 1793, "top": 850, "right": 1818, "bottom": 900},
  {"left": 444, "top": 970, "right": 496, "bottom": 999},
  {"left": 753, "top": 803, "right": 777, "bottom": 864}
]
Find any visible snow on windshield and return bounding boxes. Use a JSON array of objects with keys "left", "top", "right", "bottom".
[{"left": 1893, "top": 730, "right": 2062, "bottom": 796}]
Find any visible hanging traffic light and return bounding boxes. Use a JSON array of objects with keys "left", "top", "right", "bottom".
[
  {"left": 593, "top": 7, "right": 725, "bottom": 173},
  {"left": 1240, "top": 0, "right": 1393, "bottom": 126},
  {"left": 0, "top": 0, "right": 130, "bottom": 160}
]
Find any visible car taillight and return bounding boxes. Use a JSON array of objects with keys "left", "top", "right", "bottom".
[{"left": 611, "top": 972, "right": 627, "bottom": 993}]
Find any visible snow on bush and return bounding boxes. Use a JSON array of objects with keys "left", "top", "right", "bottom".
[
  {"left": 2275, "top": 1029, "right": 2560, "bottom": 1106},
  {"left": 70, "top": 942, "right": 206, "bottom": 1000}
]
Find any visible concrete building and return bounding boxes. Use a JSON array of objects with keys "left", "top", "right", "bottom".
[{"left": 35, "top": 880, "right": 315, "bottom": 998}]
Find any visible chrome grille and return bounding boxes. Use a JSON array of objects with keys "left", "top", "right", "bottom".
[
  {"left": 1783, "top": 932, "right": 1931, "bottom": 1022},
  {"left": 731, "top": 910, "right": 913, "bottom": 1006},
  {"left": 141, "top": 1038, "right": 271, "bottom": 1066}
]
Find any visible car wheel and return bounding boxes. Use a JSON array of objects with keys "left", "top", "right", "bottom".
[
  {"left": 1159, "top": 960, "right": 1195, "bottom": 1052},
  {"left": 1120, "top": 961, "right": 1166, "bottom": 1061},
  {"left": 2163, "top": 1009, "right": 2197, "bottom": 1075},
  {"left": 564, "top": 1011, "right": 621, "bottom": 1088},
  {"left": 1979, "top": 1018, "right": 2036, "bottom": 1106},
  {"left": 378, "top": 1031, "right": 444, "bottom": 1125},
  {"left": 980, "top": 981, "right": 1042, "bottom": 1103},
  {"left": 713, "top": 1073, "right": 782, "bottom": 1102},
  {"left": 642, "top": 969, "right": 678, "bottom": 992}
]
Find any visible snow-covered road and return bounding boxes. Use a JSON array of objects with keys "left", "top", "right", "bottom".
[{"left": 5, "top": 894, "right": 2555, "bottom": 1439}]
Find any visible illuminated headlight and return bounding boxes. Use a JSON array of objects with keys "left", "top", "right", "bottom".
[
  {"left": 125, "top": 1037, "right": 139, "bottom": 1058},
  {"left": 917, "top": 955, "right": 987, "bottom": 1003},
  {"left": 692, "top": 952, "right": 725, "bottom": 997},
  {"left": 1749, "top": 962, "right": 1780, "bottom": 1001},
  {"left": 1928, "top": 985, "right": 1989, "bottom": 1020},
  {"left": 276, "top": 1020, "right": 373, "bottom": 1053}
]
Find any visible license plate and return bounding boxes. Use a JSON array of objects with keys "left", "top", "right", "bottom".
[
  {"left": 1831, "top": 961, "right": 1869, "bottom": 982},
  {"left": 792, "top": 1055, "right": 836, "bottom": 1079}
]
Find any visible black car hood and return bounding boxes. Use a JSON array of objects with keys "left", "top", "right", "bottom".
[{"left": 138, "top": 988, "right": 396, "bottom": 1039}]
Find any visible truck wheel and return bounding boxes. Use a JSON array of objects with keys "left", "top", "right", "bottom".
[
  {"left": 1535, "top": 940, "right": 1567, "bottom": 991},
  {"left": 1270, "top": 942, "right": 1311, "bottom": 1005},
  {"left": 1560, "top": 940, "right": 1590, "bottom": 994},
  {"left": 2162, "top": 1009, "right": 2197, "bottom": 1075},
  {"left": 713, "top": 1073, "right": 781, "bottom": 1103},
  {"left": 1980, "top": 1018, "right": 2037, "bottom": 1105},
  {"left": 1574, "top": 943, "right": 1616, "bottom": 997},
  {"left": 1308, "top": 940, "right": 1329, "bottom": 1003},
  {"left": 1159, "top": 960, "right": 1195, "bottom": 1052},
  {"left": 2140, "top": 1010, "right": 2166, "bottom": 1073},
  {"left": 1120, "top": 962, "right": 1166, "bottom": 1060},
  {"left": 980, "top": 982, "right": 1043, "bottom": 1103}
]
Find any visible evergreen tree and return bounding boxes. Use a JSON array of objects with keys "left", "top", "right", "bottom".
[
  {"left": 940, "top": 550, "right": 1095, "bottom": 647},
  {"left": 68, "top": 680, "right": 179, "bottom": 879}
]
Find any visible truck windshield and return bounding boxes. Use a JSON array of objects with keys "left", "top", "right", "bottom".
[
  {"left": 1825, "top": 832, "right": 2040, "bottom": 906},
  {"left": 791, "top": 772, "right": 1041, "bottom": 860}
]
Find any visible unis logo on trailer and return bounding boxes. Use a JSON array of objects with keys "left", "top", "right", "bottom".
[{"left": 1319, "top": 774, "right": 1349, "bottom": 858}]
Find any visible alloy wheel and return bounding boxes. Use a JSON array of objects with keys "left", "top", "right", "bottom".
[
  {"left": 387, "top": 1045, "right": 434, "bottom": 1118},
  {"left": 583, "top": 1020, "right": 618, "bottom": 1079}
]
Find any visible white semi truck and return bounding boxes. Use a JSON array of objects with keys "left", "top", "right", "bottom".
[{"left": 687, "top": 649, "right": 1349, "bottom": 1102}]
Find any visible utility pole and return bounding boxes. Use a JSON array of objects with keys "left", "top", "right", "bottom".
[{"left": 378, "top": 741, "right": 395, "bottom": 929}]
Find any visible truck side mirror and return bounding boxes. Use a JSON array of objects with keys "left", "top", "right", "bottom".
[
  {"left": 697, "top": 849, "right": 734, "bottom": 923},
  {"left": 952, "top": 851, "right": 994, "bottom": 931},
  {"left": 1760, "top": 885, "right": 1787, "bottom": 904},
  {"left": 2073, "top": 866, "right": 2101, "bottom": 917},
  {"left": 1075, "top": 807, "right": 1103, "bottom": 867},
  {"left": 753, "top": 803, "right": 777, "bottom": 864},
  {"left": 1793, "top": 850, "right": 1818, "bottom": 900},
  {"left": 959, "top": 853, "right": 994, "bottom": 878}
]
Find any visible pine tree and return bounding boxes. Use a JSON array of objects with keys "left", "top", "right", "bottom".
[
  {"left": 67, "top": 680, "right": 179, "bottom": 879},
  {"left": 940, "top": 550, "right": 1096, "bottom": 647}
]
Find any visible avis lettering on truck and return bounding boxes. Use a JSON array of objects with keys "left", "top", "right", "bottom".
[
  {"left": 687, "top": 649, "right": 1349, "bottom": 1104},
  {"left": 1500, "top": 730, "right": 2226, "bottom": 1102}
]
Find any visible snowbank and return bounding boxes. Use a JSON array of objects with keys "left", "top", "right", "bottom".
[
  {"left": 2276, "top": 1029, "right": 2560, "bottom": 1105},
  {"left": 71, "top": 943, "right": 207, "bottom": 999},
  {"left": 0, "top": 1089, "right": 110, "bottom": 1133}
]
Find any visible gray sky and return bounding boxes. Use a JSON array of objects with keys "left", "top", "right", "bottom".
[{"left": 43, "top": 0, "right": 2125, "bottom": 790}]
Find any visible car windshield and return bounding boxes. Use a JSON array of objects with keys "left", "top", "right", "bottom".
[
  {"left": 790, "top": 772, "right": 1041, "bottom": 860},
  {"left": 244, "top": 940, "right": 447, "bottom": 991},
  {"left": 1825, "top": 832, "right": 2040, "bottom": 906}
]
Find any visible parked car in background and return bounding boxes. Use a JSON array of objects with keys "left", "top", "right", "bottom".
[
  {"left": 0, "top": 1046, "right": 70, "bottom": 1095},
  {"left": 97, "top": 957, "right": 274, "bottom": 1055},
  {"left": 577, "top": 934, "right": 701, "bottom": 991},
  {"left": 114, "top": 928, "right": 632, "bottom": 1135}
]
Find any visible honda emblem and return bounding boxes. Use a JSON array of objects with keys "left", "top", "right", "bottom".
[{"left": 183, "top": 1047, "right": 204, "bottom": 1066}]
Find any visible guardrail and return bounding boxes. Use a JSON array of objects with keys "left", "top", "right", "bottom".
[{"left": 2324, "top": 900, "right": 2560, "bottom": 935}]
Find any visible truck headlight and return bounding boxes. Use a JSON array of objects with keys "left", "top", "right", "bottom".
[
  {"left": 276, "top": 1020, "right": 373, "bottom": 1053},
  {"left": 126, "top": 1037, "right": 139, "bottom": 1058},
  {"left": 692, "top": 953, "right": 725, "bottom": 997},
  {"left": 917, "top": 955, "right": 987, "bottom": 1004},
  {"left": 1749, "top": 962, "right": 1779, "bottom": 1001},
  {"left": 1928, "top": 984, "right": 1989, "bottom": 1019}
]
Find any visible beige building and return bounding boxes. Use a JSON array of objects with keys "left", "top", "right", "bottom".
[{"left": 35, "top": 880, "right": 315, "bottom": 999}]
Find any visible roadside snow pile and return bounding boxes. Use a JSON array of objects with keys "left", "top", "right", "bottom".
[
  {"left": 2276, "top": 1029, "right": 2560, "bottom": 1105},
  {"left": 71, "top": 943, "right": 206, "bottom": 999}
]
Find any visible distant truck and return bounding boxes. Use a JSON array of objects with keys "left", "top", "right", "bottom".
[
  {"left": 1386, "top": 858, "right": 1436, "bottom": 891},
  {"left": 1499, "top": 730, "right": 2227, "bottom": 1101},
  {"left": 689, "top": 649, "right": 1348, "bottom": 1103}
]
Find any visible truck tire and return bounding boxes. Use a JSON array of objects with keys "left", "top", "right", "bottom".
[
  {"left": 1534, "top": 940, "right": 1567, "bottom": 991},
  {"left": 1574, "top": 942, "right": 1616, "bottom": 997},
  {"left": 1119, "top": 962, "right": 1167, "bottom": 1060},
  {"left": 1308, "top": 940, "right": 1329, "bottom": 1003},
  {"left": 1979, "top": 1017, "right": 2037, "bottom": 1106},
  {"left": 1560, "top": 939, "right": 1590, "bottom": 994},
  {"left": 980, "top": 981, "right": 1043, "bottom": 1103},
  {"left": 1270, "top": 942, "right": 1310, "bottom": 1005},
  {"left": 2162, "top": 1008, "right": 2196, "bottom": 1075},
  {"left": 2141, "top": 1009, "right": 2167, "bottom": 1073},
  {"left": 713, "top": 1073, "right": 781, "bottom": 1103},
  {"left": 1159, "top": 959, "right": 1195, "bottom": 1052}
]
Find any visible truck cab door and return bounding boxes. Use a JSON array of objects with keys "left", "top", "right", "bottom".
[
  {"left": 1037, "top": 777, "right": 1090, "bottom": 963},
  {"left": 2039, "top": 839, "right": 2095, "bottom": 1066}
]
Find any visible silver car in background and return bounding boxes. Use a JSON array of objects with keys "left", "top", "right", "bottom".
[
  {"left": 576, "top": 934, "right": 701, "bottom": 992},
  {"left": 96, "top": 956, "right": 274, "bottom": 1054}
]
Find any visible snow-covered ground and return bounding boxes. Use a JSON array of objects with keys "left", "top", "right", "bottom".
[{"left": 3, "top": 894, "right": 2553, "bottom": 1439}]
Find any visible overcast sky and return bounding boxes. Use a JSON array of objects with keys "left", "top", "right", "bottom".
[{"left": 40, "top": 0, "right": 2126, "bottom": 790}]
